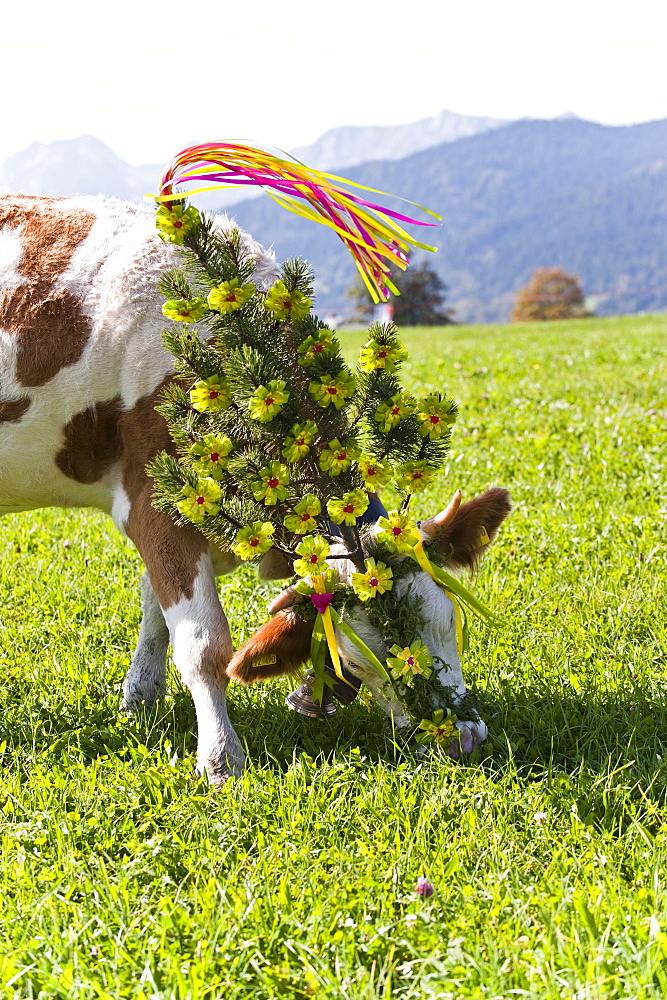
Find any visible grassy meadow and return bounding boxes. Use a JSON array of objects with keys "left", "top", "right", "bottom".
[{"left": 0, "top": 313, "right": 665, "bottom": 999}]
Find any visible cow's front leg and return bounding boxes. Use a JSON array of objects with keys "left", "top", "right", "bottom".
[
  {"left": 121, "top": 571, "right": 169, "bottom": 710},
  {"left": 127, "top": 503, "right": 244, "bottom": 782}
]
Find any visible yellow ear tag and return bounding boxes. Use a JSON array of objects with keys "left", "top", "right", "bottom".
[
  {"left": 477, "top": 526, "right": 490, "bottom": 546},
  {"left": 252, "top": 653, "right": 277, "bottom": 668}
]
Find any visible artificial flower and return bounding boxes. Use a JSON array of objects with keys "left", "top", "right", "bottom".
[
  {"left": 189, "top": 434, "right": 233, "bottom": 480},
  {"left": 176, "top": 478, "right": 222, "bottom": 524},
  {"left": 327, "top": 489, "right": 370, "bottom": 526},
  {"left": 374, "top": 393, "right": 414, "bottom": 432},
  {"left": 162, "top": 298, "right": 208, "bottom": 324},
  {"left": 417, "top": 394, "right": 457, "bottom": 440},
  {"left": 293, "top": 535, "right": 330, "bottom": 577},
  {"left": 264, "top": 280, "right": 312, "bottom": 320},
  {"left": 415, "top": 708, "right": 458, "bottom": 746},
  {"left": 350, "top": 557, "right": 393, "bottom": 601},
  {"left": 318, "top": 438, "right": 359, "bottom": 477},
  {"left": 376, "top": 511, "right": 419, "bottom": 553},
  {"left": 283, "top": 494, "right": 321, "bottom": 534},
  {"left": 395, "top": 461, "right": 437, "bottom": 494},
  {"left": 190, "top": 375, "right": 232, "bottom": 413},
  {"left": 248, "top": 380, "right": 290, "bottom": 422},
  {"left": 387, "top": 641, "right": 433, "bottom": 683},
  {"left": 232, "top": 522, "right": 275, "bottom": 560},
  {"left": 281, "top": 420, "right": 318, "bottom": 462},
  {"left": 251, "top": 461, "right": 290, "bottom": 505},
  {"left": 207, "top": 278, "right": 255, "bottom": 314},
  {"left": 308, "top": 371, "right": 356, "bottom": 410},
  {"left": 359, "top": 338, "right": 407, "bottom": 374},
  {"left": 297, "top": 330, "right": 336, "bottom": 366},
  {"left": 155, "top": 203, "right": 200, "bottom": 244},
  {"left": 357, "top": 455, "right": 394, "bottom": 490}
]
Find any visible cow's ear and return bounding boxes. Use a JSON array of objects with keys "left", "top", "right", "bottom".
[
  {"left": 422, "top": 487, "right": 511, "bottom": 571},
  {"left": 226, "top": 610, "right": 313, "bottom": 684}
]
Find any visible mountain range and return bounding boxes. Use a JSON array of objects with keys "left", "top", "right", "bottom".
[{"left": 1, "top": 113, "right": 665, "bottom": 322}]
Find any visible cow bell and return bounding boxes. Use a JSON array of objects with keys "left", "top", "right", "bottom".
[{"left": 285, "top": 672, "right": 337, "bottom": 717}]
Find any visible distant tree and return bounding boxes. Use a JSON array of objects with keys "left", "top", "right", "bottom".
[
  {"left": 512, "top": 268, "right": 593, "bottom": 322},
  {"left": 346, "top": 259, "right": 455, "bottom": 326}
]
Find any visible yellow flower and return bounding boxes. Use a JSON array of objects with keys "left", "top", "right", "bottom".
[
  {"left": 374, "top": 393, "right": 413, "bottom": 431},
  {"left": 284, "top": 494, "right": 321, "bottom": 534},
  {"left": 358, "top": 338, "right": 407, "bottom": 374},
  {"left": 282, "top": 421, "right": 318, "bottom": 462},
  {"left": 387, "top": 641, "right": 433, "bottom": 683},
  {"left": 189, "top": 434, "right": 233, "bottom": 480},
  {"left": 417, "top": 394, "right": 457, "bottom": 440},
  {"left": 327, "top": 489, "right": 370, "bottom": 526},
  {"left": 249, "top": 380, "right": 290, "bottom": 422},
  {"left": 162, "top": 298, "right": 208, "bottom": 324},
  {"left": 293, "top": 535, "right": 330, "bottom": 577},
  {"left": 232, "top": 522, "right": 275, "bottom": 560},
  {"left": 376, "top": 511, "right": 419, "bottom": 553},
  {"left": 251, "top": 461, "right": 290, "bottom": 505},
  {"left": 350, "top": 558, "right": 393, "bottom": 601},
  {"left": 264, "top": 280, "right": 312, "bottom": 320},
  {"left": 395, "top": 461, "right": 437, "bottom": 494},
  {"left": 208, "top": 279, "right": 255, "bottom": 314},
  {"left": 319, "top": 438, "right": 359, "bottom": 477},
  {"left": 357, "top": 455, "right": 394, "bottom": 490},
  {"left": 155, "top": 203, "right": 200, "bottom": 244},
  {"left": 297, "top": 331, "right": 336, "bottom": 366},
  {"left": 190, "top": 375, "right": 232, "bottom": 413},
  {"left": 309, "top": 372, "right": 356, "bottom": 410},
  {"left": 176, "top": 478, "right": 222, "bottom": 524},
  {"left": 415, "top": 708, "right": 458, "bottom": 746}
]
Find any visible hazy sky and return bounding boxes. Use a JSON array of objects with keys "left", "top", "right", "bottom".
[{"left": 2, "top": 0, "right": 666, "bottom": 167}]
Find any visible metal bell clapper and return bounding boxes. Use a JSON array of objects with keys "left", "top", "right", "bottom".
[{"left": 286, "top": 672, "right": 337, "bottom": 718}]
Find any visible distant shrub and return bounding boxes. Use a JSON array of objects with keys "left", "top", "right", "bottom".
[{"left": 512, "top": 268, "right": 593, "bottom": 322}]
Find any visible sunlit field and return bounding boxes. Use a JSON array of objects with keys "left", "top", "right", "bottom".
[{"left": 0, "top": 313, "right": 665, "bottom": 998}]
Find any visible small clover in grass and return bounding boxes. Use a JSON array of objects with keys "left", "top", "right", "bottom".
[
  {"left": 297, "top": 330, "right": 336, "bottom": 366},
  {"left": 284, "top": 494, "right": 321, "bottom": 534},
  {"left": 162, "top": 298, "right": 208, "bottom": 324},
  {"left": 415, "top": 877, "right": 434, "bottom": 898},
  {"left": 190, "top": 375, "right": 232, "bottom": 413},
  {"left": 395, "top": 461, "right": 436, "bottom": 494},
  {"left": 232, "top": 522, "right": 275, "bottom": 560},
  {"left": 207, "top": 278, "right": 255, "bottom": 314},
  {"left": 416, "top": 708, "right": 458, "bottom": 746},
  {"left": 282, "top": 420, "right": 318, "bottom": 462},
  {"left": 357, "top": 455, "right": 393, "bottom": 490},
  {"left": 374, "top": 393, "right": 414, "bottom": 431},
  {"left": 359, "top": 337, "right": 407, "bottom": 374},
  {"left": 293, "top": 535, "right": 330, "bottom": 577},
  {"left": 251, "top": 461, "right": 290, "bottom": 505},
  {"left": 155, "top": 203, "right": 200, "bottom": 244},
  {"left": 189, "top": 434, "right": 233, "bottom": 480},
  {"left": 264, "top": 280, "right": 312, "bottom": 320},
  {"left": 417, "top": 394, "right": 457, "bottom": 440},
  {"left": 249, "top": 380, "right": 290, "bottom": 422},
  {"left": 319, "top": 438, "right": 359, "bottom": 476},
  {"left": 327, "top": 489, "right": 369, "bottom": 526},
  {"left": 309, "top": 372, "right": 356, "bottom": 410},
  {"left": 176, "top": 478, "right": 222, "bottom": 524},
  {"left": 351, "top": 557, "right": 393, "bottom": 601},
  {"left": 376, "top": 511, "right": 419, "bottom": 553},
  {"left": 387, "top": 641, "right": 433, "bottom": 683}
]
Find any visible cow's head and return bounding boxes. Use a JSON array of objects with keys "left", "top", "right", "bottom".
[{"left": 227, "top": 487, "right": 511, "bottom": 752}]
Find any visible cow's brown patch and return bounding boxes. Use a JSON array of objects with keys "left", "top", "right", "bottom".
[
  {"left": 0, "top": 196, "right": 95, "bottom": 386},
  {"left": 55, "top": 396, "right": 123, "bottom": 483},
  {"left": 0, "top": 396, "right": 30, "bottom": 423},
  {"left": 434, "top": 487, "right": 512, "bottom": 570},
  {"left": 227, "top": 610, "right": 314, "bottom": 684}
]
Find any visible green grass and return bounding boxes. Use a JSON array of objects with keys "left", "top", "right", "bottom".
[{"left": 0, "top": 313, "right": 666, "bottom": 999}]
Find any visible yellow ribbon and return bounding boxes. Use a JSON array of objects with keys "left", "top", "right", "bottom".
[
  {"left": 311, "top": 574, "right": 346, "bottom": 685},
  {"left": 410, "top": 538, "right": 468, "bottom": 657}
]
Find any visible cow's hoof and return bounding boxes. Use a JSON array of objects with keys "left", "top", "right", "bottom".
[
  {"left": 445, "top": 719, "right": 488, "bottom": 758},
  {"left": 197, "top": 750, "right": 245, "bottom": 786}
]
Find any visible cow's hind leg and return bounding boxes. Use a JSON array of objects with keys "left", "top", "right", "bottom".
[
  {"left": 121, "top": 571, "right": 169, "bottom": 710},
  {"left": 126, "top": 500, "right": 245, "bottom": 782}
]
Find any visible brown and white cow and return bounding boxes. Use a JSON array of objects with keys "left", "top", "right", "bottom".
[{"left": 0, "top": 193, "right": 510, "bottom": 783}]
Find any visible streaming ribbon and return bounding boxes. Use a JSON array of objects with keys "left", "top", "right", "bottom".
[{"left": 152, "top": 141, "right": 441, "bottom": 303}]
